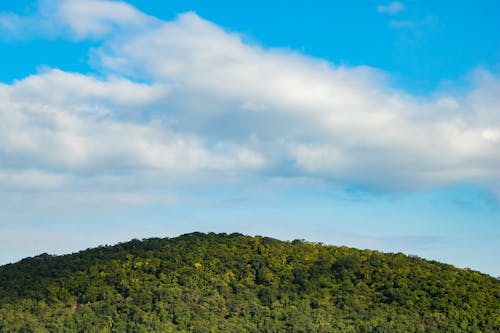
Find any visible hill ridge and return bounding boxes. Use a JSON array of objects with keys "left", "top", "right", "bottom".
[{"left": 0, "top": 232, "right": 499, "bottom": 332}]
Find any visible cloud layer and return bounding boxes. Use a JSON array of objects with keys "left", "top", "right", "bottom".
[{"left": 1, "top": 0, "right": 499, "bottom": 204}]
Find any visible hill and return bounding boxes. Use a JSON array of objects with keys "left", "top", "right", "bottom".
[{"left": 0, "top": 232, "right": 499, "bottom": 332}]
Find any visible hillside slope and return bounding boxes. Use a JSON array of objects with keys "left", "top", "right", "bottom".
[{"left": 0, "top": 232, "right": 499, "bottom": 332}]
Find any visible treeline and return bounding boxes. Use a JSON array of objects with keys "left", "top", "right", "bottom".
[{"left": 0, "top": 232, "right": 499, "bottom": 332}]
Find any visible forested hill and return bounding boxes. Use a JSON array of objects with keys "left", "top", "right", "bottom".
[{"left": 0, "top": 232, "right": 499, "bottom": 332}]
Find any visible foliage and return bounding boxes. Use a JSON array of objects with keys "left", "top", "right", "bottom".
[{"left": 0, "top": 232, "right": 499, "bottom": 332}]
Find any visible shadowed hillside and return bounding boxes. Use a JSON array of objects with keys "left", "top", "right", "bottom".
[{"left": 0, "top": 232, "right": 499, "bottom": 332}]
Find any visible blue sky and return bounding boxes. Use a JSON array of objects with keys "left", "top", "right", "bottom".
[{"left": 0, "top": 0, "right": 499, "bottom": 276}]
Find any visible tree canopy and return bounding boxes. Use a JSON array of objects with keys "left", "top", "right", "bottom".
[{"left": 0, "top": 232, "right": 499, "bottom": 332}]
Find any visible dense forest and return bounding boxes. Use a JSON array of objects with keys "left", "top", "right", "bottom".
[{"left": 0, "top": 232, "right": 499, "bottom": 332}]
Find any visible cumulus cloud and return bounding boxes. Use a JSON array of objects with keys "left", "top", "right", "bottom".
[
  {"left": 94, "top": 12, "right": 500, "bottom": 192},
  {"left": 377, "top": 2, "right": 405, "bottom": 15},
  {"left": 55, "top": 0, "right": 158, "bottom": 39},
  {"left": 0, "top": 74, "right": 263, "bottom": 175},
  {"left": 11, "top": 69, "right": 168, "bottom": 107},
  {"left": 1, "top": 0, "right": 499, "bottom": 202},
  {"left": 0, "top": 0, "right": 158, "bottom": 40}
]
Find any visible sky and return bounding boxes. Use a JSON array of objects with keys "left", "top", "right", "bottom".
[{"left": 0, "top": 0, "right": 499, "bottom": 277}]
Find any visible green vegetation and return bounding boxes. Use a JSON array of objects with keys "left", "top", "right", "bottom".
[{"left": 0, "top": 232, "right": 499, "bottom": 332}]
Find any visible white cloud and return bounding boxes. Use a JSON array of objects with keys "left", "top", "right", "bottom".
[
  {"left": 0, "top": 1, "right": 499, "bottom": 202},
  {"left": 377, "top": 2, "right": 405, "bottom": 15},
  {"left": 92, "top": 12, "right": 500, "bottom": 190},
  {"left": 11, "top": 69, "right": 169, "bottom": 107},
  {"left": 0, "top": 69, "right": 266, "bottom": 178},
  {"left": 55, "top": 0, "right": 158, "bottom": 39},
  {"left": 0, "top": 0, "right": 158, "bottom": 40}
]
